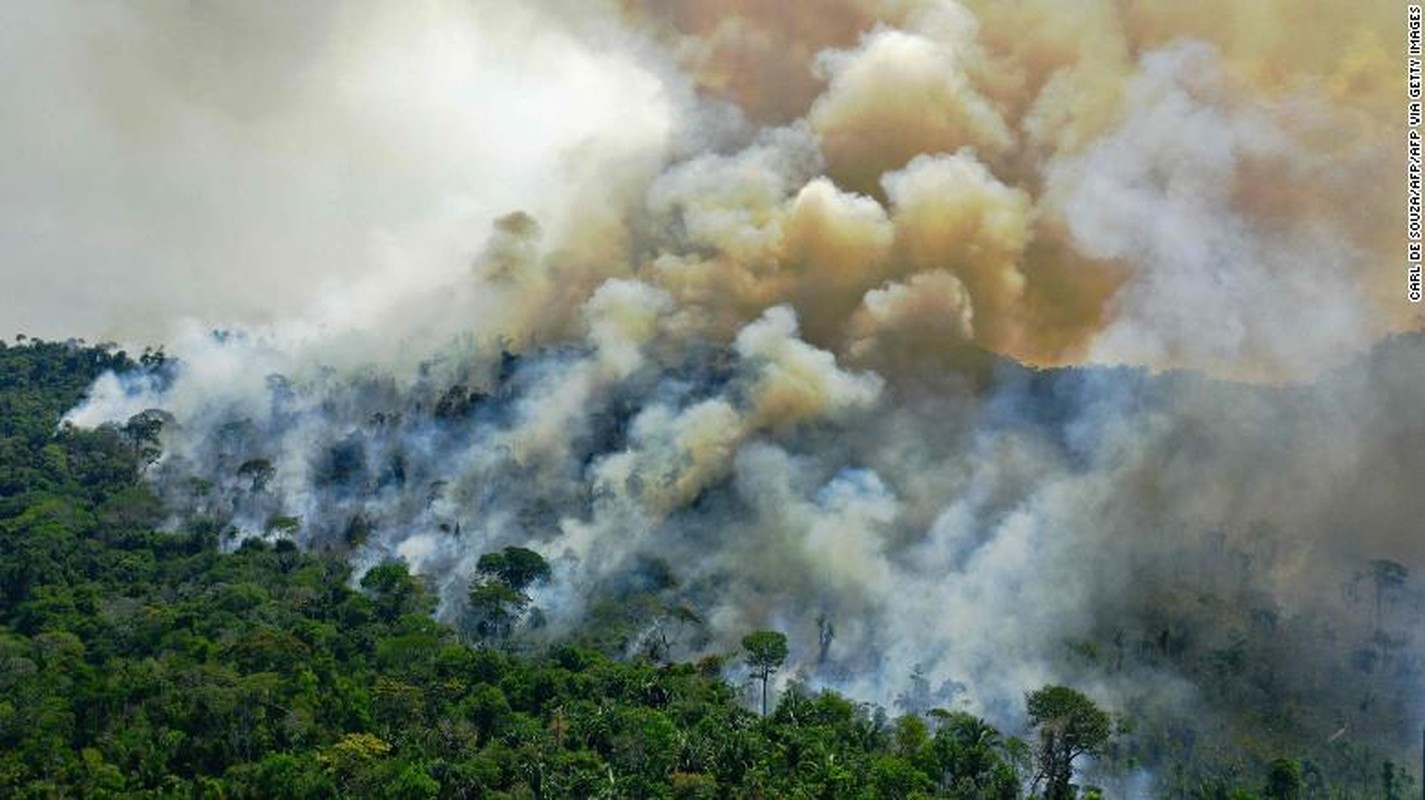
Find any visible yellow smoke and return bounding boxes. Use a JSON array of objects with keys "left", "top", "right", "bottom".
[{"left": 587, "top": 0, "right": 1403, "bottom": 382}]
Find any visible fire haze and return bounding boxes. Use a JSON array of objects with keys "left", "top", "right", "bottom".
[{"left": 14, "top": 0, "right": 1421, "bottom": 783}]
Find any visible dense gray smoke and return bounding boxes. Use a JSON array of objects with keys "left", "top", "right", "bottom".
[{"left": 39, "top": 0, "right": 1422, "bottom": 784}]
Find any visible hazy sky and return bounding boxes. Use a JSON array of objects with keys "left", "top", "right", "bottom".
[
  {"left": 0, "top": 0, "right": 1406, "bottom": 382},
  {"left": 0, "top": 1, "right": 669, "bottom": 343}
]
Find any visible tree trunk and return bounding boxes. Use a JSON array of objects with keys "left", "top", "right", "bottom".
[{"left": 760, "top": 670, "right": 768, "bottom": 717}]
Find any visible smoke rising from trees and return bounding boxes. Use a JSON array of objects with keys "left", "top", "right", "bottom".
[{"left": 28, "top": 0, "right": 1421, "bottom": 782}]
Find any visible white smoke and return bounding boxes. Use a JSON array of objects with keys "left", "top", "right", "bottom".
[{"left": 36, "top": 0, "right": 1423, "bottom": 784}]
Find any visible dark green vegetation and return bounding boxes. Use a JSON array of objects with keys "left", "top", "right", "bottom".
[{"left": 0, "top": 338, "right": 1416, "bottom": 798}]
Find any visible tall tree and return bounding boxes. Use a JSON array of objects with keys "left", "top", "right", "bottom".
[
  {"left": 467, "top": 580, "right": 527, "bottom": 643},
  {"left": 741, "top": 629, "right": 788, "bottom": 717},
  {"left": 1025, "top": 685, "right": 1112, "bottom": 800},
  {"left": 476, "top": 546, "right": 551, "bottom": 591},
  {"left": 466, "top": 546, "right": 551, "bottom": 645}
]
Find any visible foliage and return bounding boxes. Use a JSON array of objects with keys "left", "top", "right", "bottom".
[
  {"left": 1025, "top": 686, "right": 1112, "bottom": 800},
  {"left": 741, "top": 629, "right": 788, "bottom": 717},
  {"left": 0, "top": 339, "right": 1411, "bottom": 798},
  {"left": 0, "top": 340, "right": 1029, "bottom": 798},
  {"left": 476, "top": 546, "right": 552, "bottom": 592},
  {"left": 465, "top": 546, "right": 551, "bottom": 645}
]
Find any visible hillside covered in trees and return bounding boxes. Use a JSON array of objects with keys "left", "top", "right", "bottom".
[
  {"left": 0, "top": 0, "right": 1417, "bottom": 796},
  {"left": 1, "top": 338, "right": 1418, "bottom": 799}
]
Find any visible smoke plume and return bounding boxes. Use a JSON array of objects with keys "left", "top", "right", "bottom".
[{"left": 25, "top": 0, "right": 1421, "bottom": 785}]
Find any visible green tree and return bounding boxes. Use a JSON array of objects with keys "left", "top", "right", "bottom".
[
  {"left": 464, "top": 547, "right": 551, "bottom": 645},
  {"left": 467, "top": 580, "right": 527, "bottom": 643},
  {"left": 1263, "top": 757, "right": 1302, "bottom": 800},
  {"left": 1025, "top": 685, "right": 1112, "bottom": 800},
  {"left": 236, "top": 458, "right": 275, "bottom": 492},
  {"left": 476, "top": 546, "right": 551, "bottom": 592},
  {"left": 925, "top": 709, "right": 1021, "bottom": 799},
  {"left": 741, "top": 629, "right": 787, "bottom": 717},
  {"left": 360, "top": 560, "right": 432, "bottom": 622}
]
